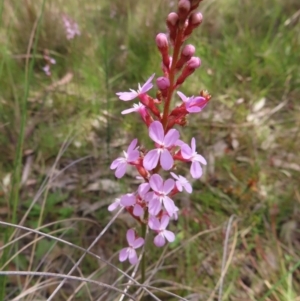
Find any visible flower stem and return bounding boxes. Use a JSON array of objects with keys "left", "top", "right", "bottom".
[
  {"left": 161, "top": 29, "right": 184, "bottom": 130},
  {"left": 141, "top": 222, "right": 147, "bottom": 283}
]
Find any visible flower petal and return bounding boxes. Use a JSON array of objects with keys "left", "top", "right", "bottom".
[
  {"left": 140, "top": 73, "right": 155, "bottom": 93},
  {"left": 116, "top": 91, "right": 138, "bottom": 101},
  {"left": 126, "top": 229, "right": 136, "bottom": 245},
  {"left": 149, "top": 198, "right": 162, "bottom": 216},
  {"left": 127, "top": 139, "right": 138, "bottom": 153},
  {"left": 194, "top": 154, "right": 207, "bottom": 165},
  {"left": 127, "top": 149, "right": 139, "bottom": 162},
  {"left": 110, "top": 158, "right": 123, "bottom": 170},
  {"left": 184, "top": 182, "right": 193, "bottom": 193},
  {"left": 190, "top": 161, "right": 202, "bottom": 179},
  {"left": 160, "top": 216, "right": 170, "bottom": 229},
  {"left": 119, "top": 248, "right": 129, "bottom": 262},
  {"left": 160, "top": 149, "right": 174, "bottom": 170},
  {"left": 163, "top": 196, "right": 176, "bottom": 216},
  {"left": 164, "top": 230, "right": 175, "bottom": 243},
  {"left": 181, "top": 143, "right": 193, "bottom": 159},
  {"left": 132, "top": 237, "right": 144, "bottom": 249},
  {"left": 128, "top": 249, "right": 138, "bottom": 265},
  {"left": 149, "top": 174, "right": 163, "bottom": 192},
  {"left": 115, "top": 162, "right": 127, "bottom": 178},
  {"left": 133, "top": 204, "right": 144, "bottom": 217},
  {"left": 143, "top": 149, "right": 160, "bottom": 170},
  {"left": 149, "top": 121, "right": 164, "bottom": 144},
  {"left": 108, "top": 199, "right": 120, "bottom": 211},
  {"left": 163, "top": 129, "right": 179, "bottom": 147},
  {"left": 154, "top": 233, "right": 166, "bottom": 247},
  {"left": 121, "top": 194, "right": 136, "bottom": 207},
  {"left": 163, "top": 178, "right": 175, "bottom": 194}
]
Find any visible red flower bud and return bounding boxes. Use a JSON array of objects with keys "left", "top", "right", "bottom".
[{"left": 178, "top": 0, "right": 191, "bottom": 22}]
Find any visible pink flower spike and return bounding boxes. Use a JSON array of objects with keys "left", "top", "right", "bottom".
[
  {"left": 143, "top": 121, "right": 179, "bottom": 171},
  {"left": 170, "top": 172, "right": 192, "bottom": 193},
  {"left": 149, "top": 216, "right": 175, "bottom": 247},
  {"left": 180, "top": 138, "right": 207, "bottom": 179},
  {"left": 119, "top": 229, "right": 144, "bottom": 265},
  {"left": 110, "top": 139, "right": 139, "bottom": 178},
  {"left": 116, "top": 74, "right": 155, "bottom": 101},
  {"left": 148, "top": 174, "right": 176, "bottom": 216}
]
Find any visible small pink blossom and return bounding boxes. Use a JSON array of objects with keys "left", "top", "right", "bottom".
[
  {"left": 143, "top": 121, "right": 179, "bottom": 171},
  {"left": 180, "top": 138, "right": 207, "bottom": 179},
  {"left": 121, "top": 102, "right": 146, "bottom": 115},
  {"left": 147, "top": 174, "right": 176, "bottom": 216},
  {"left": 116, "top": 74, "right": 155, "bottom": 101},
  {"left": 62, "top": 15, "right": 81, "bottom": 40},
  {"left": 120, "top": 193, "right": 143, "bottom": 217},
  {"left": 148, "top": 216, "right": 175, "bottom": 247},
  {"left": 108, "top": 197, "right": 122, "bottom": 211},
  {"left": 119, "top": 229, "right": 144, "bottom": 265},
  {"left": 110, "top": 139, "right": 139, "bottom": 178},
  {"left": 170, "top": 172, "right": 192, "bottom": 193},
  {"left": 177, "top": 91, "right": 207, "bottom": 113}
]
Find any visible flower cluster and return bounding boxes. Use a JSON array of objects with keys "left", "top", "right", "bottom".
[
  {"left": 42, "top": 50, "right": 56, "bottom": 76},
  {"left": 109, "top": 0, "right": 211, "bottom": 265},
  {"left": 62, "top": 14, "right": 81, "bottom": 40}
]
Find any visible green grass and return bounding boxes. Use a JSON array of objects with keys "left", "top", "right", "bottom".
[{"left": 0, "top": 0, "right": 300, "bottom": 300}]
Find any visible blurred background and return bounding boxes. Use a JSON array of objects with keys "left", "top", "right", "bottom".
[{"left": 0, "top": 0, "right": 300, "bottom": 300}]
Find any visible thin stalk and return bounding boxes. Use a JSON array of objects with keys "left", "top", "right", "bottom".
[
  {"left": 161, "top": 29, "right": 184, "bottom": 130},
  {"left": 140, "top": 222, "right": 147, "bottom": 284},
  {"left": 0, "top": 1, "right": 46, "bottom": 298}
]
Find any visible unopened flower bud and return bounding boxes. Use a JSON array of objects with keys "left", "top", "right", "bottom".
[
  {"left": 166, "top": 12, "right": 179, "bottom": 44},
  {"left": 156, "top": 33, "right": 168, "bottom": 49},
  {"left": 183, "top": 12, "right": 203, "bottom": 40},
  {"left": 186, "top": 56, "right": 201, "bottom": 69},
  {"left": 175, "top": 57, "right": 201, "bottom": 87},
  {"left": 178, "top": 0, "right": 191, "bottom": 21},
  {"left": 175, "top": 44, "right": 195, "bottom": 71},
  {"left": 156, "top": 77, "right": 170, "bottom": 98},
  {"left": 167, "top": 12, "right": 179, "bottom": 26},
  {"left": 156, "top": 33, "right": 170, "bottom": 71},
  {"left": 190, "top": 12, "right": 203, "bottom": 26},
  {"left": 156, "top": 77, "right": 170, "bottom": 90}
]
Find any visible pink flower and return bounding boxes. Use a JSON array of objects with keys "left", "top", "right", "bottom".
[
  {"left": 170, "top": 172, "right": 192, "bottom": 193},
  {"left": 148, "top": 216, "right": 175, "bottom": 247},
  {"left": 110, "top": 139, "right": 139, "bottom": 178},
  {"left": 147, "top": 174, "right": 176, "bottom": 216},
  {"left": 62, "top": 15, "right": 81, "bottom": 40},
  {"left": 116, "top": 74, "right": 155, "bottom": 101},
  {"left": 177, "top": 91, "right": 207, "bottom": 113},
  {"left": 143, "top": 121, "right": 179, "bottom": 171},
  {"left": 120, "top": 193, "right": 144, "bottom": 217},
  {"left": 119, "top": 229, "right": 144, "bottom": 264},
  {"left": 180, "top": 138, "right": 207, "bottom": 179},
  {"left": 108, "top": 197, "right": 122, "bottom": 211},
  {"left": 121, "top": 102, "right": 146, "bottom": 115}
]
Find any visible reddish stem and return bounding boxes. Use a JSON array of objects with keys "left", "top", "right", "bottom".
[{"left": 161, "top": 29, "right": 184, "bottom": 131}]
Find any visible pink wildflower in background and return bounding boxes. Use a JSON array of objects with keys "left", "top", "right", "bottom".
[{"left": 62, "top": 14, "right": 81, "bottom": 40}]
